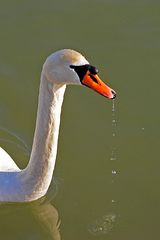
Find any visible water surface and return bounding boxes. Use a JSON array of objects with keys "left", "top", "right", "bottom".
[{"left": 0, "top": 1, "right": 160, "bottom": 239}]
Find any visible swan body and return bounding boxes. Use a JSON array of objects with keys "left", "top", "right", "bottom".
[
  {"left": 0, "top": 147, "right": 20, "bottom": 172},
  {"left": 0, "top": 49, "right": 116, "bottom": 202}
]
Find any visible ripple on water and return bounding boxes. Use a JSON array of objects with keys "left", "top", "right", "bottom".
[
  {"left": 88, "top": 213, "right": 116, "bottom": 236},
  {"left": 0, "top": 126, "right": 31, "bottom": 156}
]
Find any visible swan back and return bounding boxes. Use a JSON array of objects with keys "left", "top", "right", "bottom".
[{"left": 0, "top": 147, "right": 20, "bottom": 172}]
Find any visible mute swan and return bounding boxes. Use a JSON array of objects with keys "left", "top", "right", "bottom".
[{"left": 0, "top": 49, "right": 116, "bottom": 202}]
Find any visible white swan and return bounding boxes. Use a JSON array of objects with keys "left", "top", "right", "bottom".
[{"left": 0, "top": 49, "right": 116, "bottom": 202}]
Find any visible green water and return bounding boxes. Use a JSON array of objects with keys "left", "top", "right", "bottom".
[{"left": 0, "top": 1, "right": 160, "bottom": 239}]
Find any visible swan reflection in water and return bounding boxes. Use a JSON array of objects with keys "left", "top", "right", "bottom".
[{"left": 0, "top": 195, "right": 61, "bottom": 240}]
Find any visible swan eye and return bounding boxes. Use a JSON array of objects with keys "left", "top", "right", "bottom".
[
  {"left": 70, "top": 64, "right": 90, "bottom": 81},
  {"left": 70, "top": 64, "right": 98, "bottom": 81}
]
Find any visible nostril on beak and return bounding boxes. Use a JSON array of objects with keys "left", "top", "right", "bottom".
[{"left": 111, "top": 90, "right": 116, "bottom": 99}]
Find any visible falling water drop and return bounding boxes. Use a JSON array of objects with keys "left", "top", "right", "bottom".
[
  {"left": 112, "top": 170, "right": 117, "bottom": 175},
  {"left": 109, "top": 99, "right": 118, "bottom": 212},
  {"left": 110, "top": 99, "right": 117, "bottom": 161}
]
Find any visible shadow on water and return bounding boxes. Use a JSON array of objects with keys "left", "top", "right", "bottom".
[{"left": 0, "top": 196, "right": 61, "bottom": 240}]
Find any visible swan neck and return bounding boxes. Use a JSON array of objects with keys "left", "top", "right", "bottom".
[{"left": 22, "top": 73, "right": 66, "bottom": 200}]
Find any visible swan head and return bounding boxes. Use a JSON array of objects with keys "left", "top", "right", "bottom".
[{"left": 43, "top": 49, "right": 116, "bottom": 99}]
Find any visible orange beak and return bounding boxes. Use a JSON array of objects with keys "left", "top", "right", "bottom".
[{"left": 82, "top": 71, "right": 116, "bottom": 99}]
